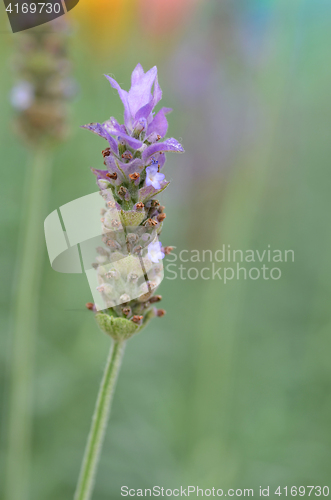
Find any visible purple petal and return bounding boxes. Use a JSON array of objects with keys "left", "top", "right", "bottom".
[
  {"left": 145, "top": 167, "right": 166, "bottom": 189},
  {"left": 147, "top": 151, "right": 166, "bottom": 169},
  {"left": 156, "top": 152, "right": 166, "bottom": 169},
  {"left": 145, "top": 132, "right": 160, "bottom": 144},
  {"left": 147, "top": 107, "right": 172, "bottom": 138},
  {"left": 131, "top": 63, "right": 145, "bottom": 86},
  {"left": 104, "top": 157, "right": 145, "bottom": 180},
  {"left": 103, "top": 118, "right": 143, "bottom": 149},
  {"left": 138, "top": 180, "right": 170, "bottom": 203},
  {"left": 133, "top": 117, "right": 147, "bottom": 134},
  {"left": 152, "top": 75, "right": 162, "bottom": 108},
  {"left": 103, "top": 117, "right": 126, "bottom": 135},
  {"left": 105, "top": 75, "right": 133, "bottom": 129},
  {"left": 155, "top": 172, "right": 166, "bottom": 182},
  {"left": 109, "top": 158, "right": 144, "bottom": 177},
  {"left": 99, "top": 159, "right": 125, "bottom": 184},
  {"left": 81, "top": 122, "right": 118, "bottom": 154},
  {"left": 134, "top": 74, "right": 163, "bottom": 124},
  {"left": 91, "top": 168, "right": 109, "bottom": 180},
  {"left": 135, "top": 100, "right": 155, "bottom": 122},
  {"left": 91, "top": 168, "right": 121, "bottom": 187},
  {"left": 142, "top": 138, "right": 184, "bottom": 162},
  {"left": 128, "top": 66, "right": 157, "bottom": 118},
  {"left": 103, "top": 154, "right": 117, "bottom": 170},
  {"left": 124, "top": 158, "right": 145, "bottom": 176},
  {"left": 116, "top": 131, "right": 143, "bottom": 149}
]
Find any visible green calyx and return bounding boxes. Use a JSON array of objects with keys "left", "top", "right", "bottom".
[
  {"left": 120, "top": 209, "right": 146, "bottom": 227},
  {"left": 95, "top": 313, "right": 139, "bottom": 341},
  {"left": 95, "top": 307, "right": 156, "bottom": 341}
]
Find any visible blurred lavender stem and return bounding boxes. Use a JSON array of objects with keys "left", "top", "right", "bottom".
[
  {"left": 74, "top": 340, "right": 125, "bottom": 500},
  {"left": 5, "top": 146, "right": 51, "bottom": 500},
  {"left": 5, "top": 19, "right": 73, "bottom": 500}
]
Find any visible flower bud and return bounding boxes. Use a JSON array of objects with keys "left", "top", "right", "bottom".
[
  {"left": 143, "top": 218, "right": 158, "bottom": 227},
  {"left": 98, "top": 179, "right": 110, "bottom": 190},
  {"left": 96, "top": 246, "right": 108, "bottom": 256},
  {"left": 102, "top": 147, "right": 111, "bottom": 157},
  {"left": 118, "top": 186, "right": 129, "bottom": 200},
  {"left": 141, "top": 233, "right": 151, "bottom": 242},
  {"left": 105, "top": 269, "right": 120, "bottom": 280},
  {"left": 145, "top": 199, "right": 160, "bottom": 209},
  {"left": 106, "top": 172, "right": 117, "bottom": 180},
  {"left": 133, "top": 118, "right": 147, "bottom": 137},
  {"left": 121, "top": 151, "right": 133, "bottom": 161},
  {"left": 149, "top": 295, "right": 162, "bottom": 303},
  {"left": 163, "top": 246, "right": 174, "bottom": 255},
  {"left": 133, "top": 245, "right": 143, "bottom": 255},
  {"left": 97, "top": 284, "right": 114, "bottom": 295},
  {"left": 131, "top": 315, "right": 143, "bottom": 325},
  {"left": 146, "top": 132, "right": 161, "bottom": 144},
  {"left": 119, "top": 293, "right": 131, "bottom": 304},
  {"left": 127, "top": 272, "right": 139, "bottom": 284},
  {"left": 118, "top": 140, "right": 126, "bottom": 156},
  {"left": 126, "top": 233, "right": 139, "bottom": 244},
  {"left": 157, "top": 213, "right": 166, "bottom": 223}
]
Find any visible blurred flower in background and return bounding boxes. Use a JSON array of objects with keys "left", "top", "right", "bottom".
[
  {"left": 138, "top": 0, "right": 200, "bottom": 37},
  {"left": 10, "top": 18, "right": 75, "bottom": 144},
  {"left": 166, "top": 0, "right": 272, "bottom": 247},
  {"left": 73, "top": 0, "right": 137, "bottom": 50},
  {"left": 10, "top": 80, "right": 34, "bottom": 110},
  {"left": 5, "top": 17, "right": 74, "bottom": 500},
  {"left": 73, "top": 0, "right": 201, "bottom": 53}
]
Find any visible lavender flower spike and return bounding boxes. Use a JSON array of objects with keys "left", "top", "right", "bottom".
[
  {"left": 74, "top": 66, "right": 184, "bottom": 500},
  {"left": 81, "top": 64, "right": 184, "bottom": 333}
]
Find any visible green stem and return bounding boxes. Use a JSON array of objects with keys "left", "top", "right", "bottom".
[
  {"left": 5, "top": 146, "right": 52, "bottom": 500},
  {"left": 74, "top": 340, "right": 126, "bottom": 500}
]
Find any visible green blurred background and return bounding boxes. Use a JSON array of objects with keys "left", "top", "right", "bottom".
[{"left": 1, "top": 0, "right": 331, "bottom": 498}]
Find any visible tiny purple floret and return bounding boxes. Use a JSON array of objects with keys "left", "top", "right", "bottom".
[
  {"left": 145, "top": 165, "right": 165, "bottom": 190},
  {"left": 148, "top": 241, "right": 165, "bottom": 263}
]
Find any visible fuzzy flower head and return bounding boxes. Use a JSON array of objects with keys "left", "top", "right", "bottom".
[{"left": 147, "top": 241, "right": 165, "bottom": 264}]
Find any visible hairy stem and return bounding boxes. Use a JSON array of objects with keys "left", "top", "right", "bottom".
[
  {"left": 74, "top": 340, "right": 126, "bottom": 500},
  {"left": 5, "top": 146, "right": 52, "bottom": 500}
]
